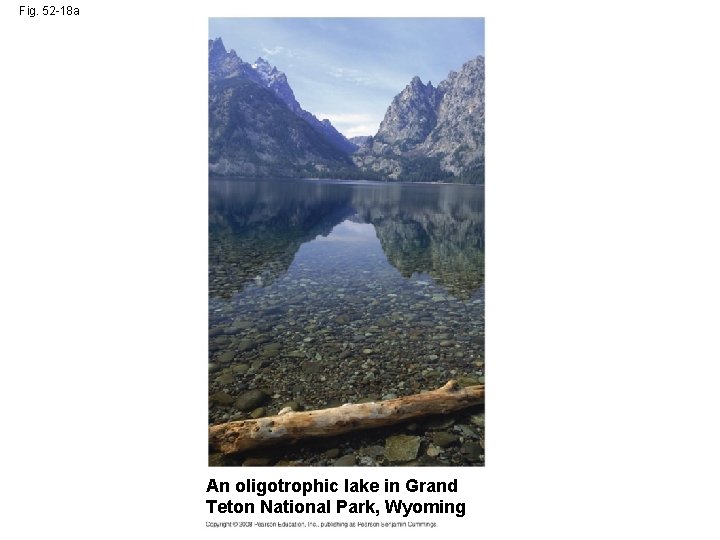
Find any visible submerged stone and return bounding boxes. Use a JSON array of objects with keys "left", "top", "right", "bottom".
[
  {"left": 333, "top": 455, "right": 357, "bottom": 466},
  {"left": 210, "top": 391, "right": 234, "bottom": 406},
  {"left": 385, "top": 435, "right": 421, "bottom": 462},
  {"left": 235, "top": 389, "right": 270, "bottom": 412}
]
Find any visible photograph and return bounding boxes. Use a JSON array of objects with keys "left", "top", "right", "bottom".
[{"left": 207, "top": 17, "right": 485, "bottom": 466}]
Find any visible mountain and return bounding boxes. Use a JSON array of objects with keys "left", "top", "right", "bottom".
[
  {"left": 209, "top": 38, "right": 355, "bottom": 176},
  {"left": 250, "top": 57, "right": 357, "bottom": 154},
  {"left": 349, "top": 135, "right": 372, "bottom": 148},
  {"left": 208, "top": 37, "right": 484, "bottom": 183},
  {"left": 354, "top": 56, "right": 485, "bottom": 183}
]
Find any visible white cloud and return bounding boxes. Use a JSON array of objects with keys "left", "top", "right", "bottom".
[
  {"left": 330, "top": 67, "right": 374, "bottom": 86},
  {"left": 316, "top": 113, "right": 381, "bottom": 138},
  {"left": 344, "top": 124, "right": 380, "bottom": 138},
  {"left": 261, "top": 45, "right": 295, "bottom": 58}
]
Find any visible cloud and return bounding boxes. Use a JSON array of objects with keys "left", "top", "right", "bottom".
[
  {"left": 343, "top": 124, "right": 380, "bottom": 138},
  {"left": 315, "top": 221, "right": 378, "bottom": 243},
  {"left": 261, "top": 45, "right": 296, "bottom": 58},
  {"left": 316, "top": 113, "right": 381, "bottom": 138},
  {"left": 330, "top": 67, "right": 374, "bottom": 86}
]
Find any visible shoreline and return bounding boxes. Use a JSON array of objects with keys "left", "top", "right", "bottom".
[{"left": 209, "top": 175, "right": 484, "bottom": 187}]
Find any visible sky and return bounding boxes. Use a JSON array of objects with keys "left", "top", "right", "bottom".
[{"left": 208, "top": 18, "right": 484, "bottom": 138}]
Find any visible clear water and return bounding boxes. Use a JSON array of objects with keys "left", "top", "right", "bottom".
[{"left": 209, "top": 178, "right": 484, "bottom": 423}]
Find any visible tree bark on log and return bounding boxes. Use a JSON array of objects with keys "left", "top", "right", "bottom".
[{"left": 209, "top": 380, "right": 484, "bottom": 455}]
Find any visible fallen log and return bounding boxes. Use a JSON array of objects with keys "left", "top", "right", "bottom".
[{"left": 209, "top": 380, "right": 484, "bottom": 455}]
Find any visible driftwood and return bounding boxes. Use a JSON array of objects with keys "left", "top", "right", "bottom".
[{"left": 209, "top": 380, "right": 484, "bottom": 455}]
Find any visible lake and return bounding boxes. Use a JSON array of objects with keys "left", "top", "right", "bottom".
[{"left": 209, "top": 178, "right": 484, "bottom": 464}]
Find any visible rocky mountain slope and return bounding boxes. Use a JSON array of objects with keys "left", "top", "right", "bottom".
[
  {"left": 354, "top": 56, "right": 484, "bottom": 182},
  {"left": 209, "top": 38, "right": 355, "bottom": 176},
  {"left": 209, "top": 37, "right": 484, "bottom": 183}
]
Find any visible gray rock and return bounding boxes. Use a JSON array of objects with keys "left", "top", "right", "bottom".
[
  {"left": 432, "top": 431, "right": 459, "bottom": 448},
  {"left": 385, "top": 435, "right": 421, "bottom": 462},
  {"left": 249, "top": 407, "right": 266, "bottom": 419},
  {"left": 235, "top": 389, "right": 270, "bottom": 412},
  {"left": 460, "top": 442, "right": 483, "bottom": 462},
  {"left": 426, "top": 445, "right": 442, "bottom": 458},
  {"left": 232, "top": 363, "right": 249, "bottom": 374},
  {"left": 251, "top": 360, "right": 267, "bottom": 371},
  {"left": 333, "top": 455, "right": 356, "bottom": 466},
  {"left": 279, "top": 400, "right": 302, "bottom": 412},
  {"left": 215, "top": 372, "right": 235, "bottom": 385},
  {"left": 334, "top": 314, "right": 350, "bottom": 325},
  {"left": 210, "top": 391, "right": 234, "bottom": 406},
  {"left": 209, "top": 327, "right": 225, "bottom": 338},
  {"left": 360, "top": 445, "right": 386, "bottom": 457},
  {"left": 457, "top": 375, "right": 482, "bottom": 387},
  {"left": 260, "top": 343, "right": 282, "bottom": 357},
  {"left": 454, "top": 424, "right": 478, "bottom": 438},
  {"left": 237, "top": 339, "right": 255, "bottom": 352}
]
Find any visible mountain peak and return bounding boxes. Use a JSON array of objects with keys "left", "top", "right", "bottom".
[
  {"left": 208, "top": 37, "right": 227, "bottom": 59},
  {"left": 252, "top": 57, "right": 280, "bottom": 78},
  {"left": 355, "top": 53, "right": 484, "bottom": 181}
]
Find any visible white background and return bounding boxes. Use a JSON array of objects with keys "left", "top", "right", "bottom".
[{"left": 2, "top": 1, "right": 719, "bottom": 539}]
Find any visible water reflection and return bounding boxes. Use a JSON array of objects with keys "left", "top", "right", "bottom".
[
  {"left": 209, "top": 178, "right": 484, "bottom": 300},
  {"left": 208, "top": 178, "right": 485, "bottom": 428}
]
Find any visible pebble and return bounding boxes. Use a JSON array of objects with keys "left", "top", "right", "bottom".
[
  {"left": 249, "top": 407, "right": 266, "bottom": 419},
  {"left": 210, "top": 391, "right": 234, "bottom": 406},
  {"left": 333, "top": 455, "right": 357, "bottom": 466},
  {"left": 384, "top": 435, "right": 421, "bottom": 462},
  {"left": 459, "top": 442, "right": 483, "bottom": 462},
  {"left": 426, "top": 445, "right": 443, "bottom": 457},
  {"left": 237, "top": 339, "right": 255, "bottom": 352},
  {"left": 432, "top": 431, "right": 459, "bottom": 448},
  {"left": 360, "top": 445, "right": 385, "bottom": 457},
  {"left": 234, "top": 389, "right": 270, "bottom": 412},
  {"left": 261, "top": 343, "right": 282, "bottom": 357},
  {"left": 279, "top": 400, "right": 302, "bottom": 411}
]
